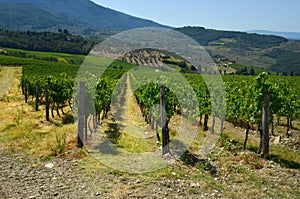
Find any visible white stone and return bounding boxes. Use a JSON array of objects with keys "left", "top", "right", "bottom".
[
  {"left": 273, "top": 136, "right": 281, "bottom": 145},
  {"left": 45, "top": 163, "right": 54, "bottom": 169}
]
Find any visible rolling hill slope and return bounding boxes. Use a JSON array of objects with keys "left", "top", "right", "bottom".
[
  {"left": 247, "top": 30, "right": 300, "bottom": 41},
  {"left": 0, "top": 3, "right": 82, "bottom": 31},
  {"left": 0, "top": 0, "right": 165, "bottom": 31},
  {"left": 0, "top": 1, "right": 299, "bottom": 74},
  {"left": 176, "top": 27, "right": 300, "bottom": 75}
]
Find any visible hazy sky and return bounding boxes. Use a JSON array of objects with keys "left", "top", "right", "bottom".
[{"left": 91, "top": 0, "right": 300, "bottom": 32}]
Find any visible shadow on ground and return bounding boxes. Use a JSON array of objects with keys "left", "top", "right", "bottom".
[
  {"left": 269, "top": 154, "right": 300, "bottom": 169},
  {"left": 105, "top": 122, "right": 121, "bottom": 144},
  {"left": 94, "top": 139, "right": 119, "bottom": 155},
  {"left": 180, "top": 150, "right": 217, "bottom": 175}
]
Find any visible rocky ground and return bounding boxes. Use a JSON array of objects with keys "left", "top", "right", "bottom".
[
  {"left": 0, "top": 150, "right": 222, "bottom": 199},
  {"left": 1, "top": 145, "right": 299, "bottom": 199}
]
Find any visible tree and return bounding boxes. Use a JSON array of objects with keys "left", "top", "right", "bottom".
[
  {"left": 63, "top": 29, "right": 69, "bottom": 35},
  {"left": 250, "top": 68, "right": 255, "bottom": 76}
]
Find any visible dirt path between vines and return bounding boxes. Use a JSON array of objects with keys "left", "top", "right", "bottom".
[
  {"left": 87, "top": 74, "right": 170, "bottom": 173},
  {"left": 111, "top": 73, "right": 153, "bottom": 139}
]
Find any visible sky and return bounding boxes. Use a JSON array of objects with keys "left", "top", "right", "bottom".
[{"left": 91, "top": 0, "right": 300, "bottom": 32}]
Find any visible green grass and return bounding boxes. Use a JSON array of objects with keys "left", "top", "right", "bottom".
[
  {"left": 0, "top": 47, "right": 133, "bottom": 84},
  {"left": 2, "top": 47, "right": 86, "bottom": 65},
  {"left": 269, "top": 146, "right": 300, "bottom": 169},
  {"left": 116, "top": 133, "right": 156, "bottom": 153}
]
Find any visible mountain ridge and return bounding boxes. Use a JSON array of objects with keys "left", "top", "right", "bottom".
[
  {"left": 0, "top": 0, "right": 300, "bottom": 75},
  {"left": 176, "top": 26, "right": 300, "bottom": 75},
  {"left": 247, "top": 30, "right": 300, "bottom": 40},
  {"left": 0, "top": 0, "right": 166, "bottom": 32}
]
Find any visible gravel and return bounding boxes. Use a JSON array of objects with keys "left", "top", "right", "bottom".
[{"left": 0, "top": 151, "right": 223, "bottom": 199}]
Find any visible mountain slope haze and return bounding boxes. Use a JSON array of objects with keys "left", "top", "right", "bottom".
[{"left": 0, "top": 0, "right": 165, "bottom": 30}]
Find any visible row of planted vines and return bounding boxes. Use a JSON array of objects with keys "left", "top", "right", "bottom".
[
  {"left": 21, "top": 56, "right": 134, "bottom": 145},
  {"left": 128, "top": 67, "right": 300, "bottom": 157},
  {"left": 20, "top": 52, "right": 300, "bottom": 157}
]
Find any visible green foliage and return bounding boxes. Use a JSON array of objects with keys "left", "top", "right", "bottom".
[
  {"left": 77, "top": 148, "right": 88, "bottom": 157},
  {"left": 131, "top": 70, "right": 182, "bottom": 122},
  {"left": 176, "top": 27, "right": 300, "bottom": 75},
  {"left": 0, "top": 29, "right": 95, "bottom": 55},
  {"left": 0, "top": 0, "right": 163, "bottom": 33},
  {"left": 130, "top": 68, "right": 299, "bottom": 134},
  {"left": 0, "top": 2, "right": 74, "bottom": 31},
  {"left": 17, "top": 48, "right": 134, "bottom": 125},
  {"left": 267, "top": 49, "right": 300, "bottom": 75},
  {"left": 176, "top": 26, "right": 287, "bottom": 49},
  {"left": 6, "top": 47, "right": 300, "bottom": 150},
  {"left": 57, "top": 57, "right": 69, "bottom": 64},
  {"left": 223, "top": 74, "right": 300, "bottom": 128},
  {"left": 230, "top": 64, "right": 274, "bottom": 76},
  {"left": 219, "top": 134, "right": 241, "bottom": 151},
  {"left": 272, "top": 77, "right": 300, "bottom": 124},
  {"left": 227, "top": 165, "right": 247, "bottom": 174},
  {"left": 50, "top": 132, "right": 67, "bottom": 156}
]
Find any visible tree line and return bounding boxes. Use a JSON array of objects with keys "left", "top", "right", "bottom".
[{"left": 0, "top": 29, "right": 95, "bottom": 55}]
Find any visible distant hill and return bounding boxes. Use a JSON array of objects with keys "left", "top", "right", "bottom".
[
  {"left": 0, "top": 3, "right": 82, "bottom": 32},
  {"left": 176, "top": 27, "right": 300, "bottom": 75},
  {"left": 176, "top": 26, "right": 287, "bottom": 49},
  {"left": 0, "top": 0, "right": 165, "bottom": 32},
  {"left": 0, "top": 29, "right": 95, "bottom": 55},
  {"left": 247, "top": 30, "right": 300, "bottom": 41},
  {"left": 0, "top": 1, "right": 299, "bottom": 75}
]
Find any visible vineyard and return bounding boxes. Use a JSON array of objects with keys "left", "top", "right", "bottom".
[
  {"left": 1, "top": 48, "right": 300, "bottom": 198},
  {"left": 0, "top": 47, "right": 299, "bottom": 155},
  {"left": 13, "top": 48, "right": 298, "bottom": 159},
  {"left": 1, "top": 1, "right": 300, "bottom": 196},
  {"left": 126, "top": 67, "right": 300, "bottom": 157}
]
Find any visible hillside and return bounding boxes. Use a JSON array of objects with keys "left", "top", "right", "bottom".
[
  {"left": 0, "top": 0, "right": 165, "bottom": 32},
  {"left": 0, "top": 29, "right": 95, "bottom": 55},
  {"left": 0, "top": 1, "right": 300, "bottom": 74},
  {"left": 0, "top": 3, "right": 82, "bottom": 31},
  {"left": 247, "top": 30, "right": 300, "bottom": 41},
  {"left": 176, "top": 26, "right": 288, "bottom": 49},
  {"left": 176, "top": 27, "right": 300, "bottom": 75}
]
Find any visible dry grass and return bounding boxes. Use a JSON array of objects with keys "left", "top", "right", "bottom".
[
  {"left": 0, "top": 67, "right": 77, "bottom": 158},
  {"left": 222, "top": 123, "right": 300, "bottom": 170}
]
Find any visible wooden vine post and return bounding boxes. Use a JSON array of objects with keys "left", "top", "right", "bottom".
[
  {"left": 45, "top": 85, "right": 50, "bottom": 122},
  {"left": 24, "top": 82, "right": 28, "bottom": 103},
  {"left": 203, "top": 89, "right": 209, "bottom": 131},
  {"left": 160, "top": 84, "right": 169, "bottom": 155},
  {"left": 35, "top": 84, "right": 39, "bottom": 111},
  {"left": 78, "top": 82, "right": 85, "bottom": 148},
  {"left": 262, "top": 92, "right": 270, "bottom": 159}
]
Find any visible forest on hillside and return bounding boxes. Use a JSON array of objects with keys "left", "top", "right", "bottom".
[{"left": 0, "top": 29, "right": 95, "bottom": 55}]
